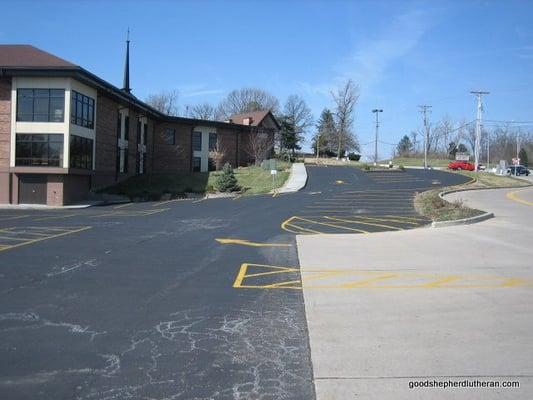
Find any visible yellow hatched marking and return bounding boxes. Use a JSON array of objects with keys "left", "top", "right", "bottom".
[
  {"left": 233, "top": 263, "right": 300, "bottom": 289},
  {"left": 0, "top": 226, "right": 92, "bottom": 252},
  {"left": 293, "top": 216, "right": 369, "bottom": 233},
  {"left": 324, "top": 216, "right": 404, "bottom": 231},
  {"left": 344, "top": 216, "right": 422, "bottom": 225}
]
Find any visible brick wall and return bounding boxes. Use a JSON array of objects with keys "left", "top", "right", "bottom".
[
  {"left": 0, "top": 77, "right": 11, "bottom": 203},
  {"left": 216, "top": 127, "right": 239, "bottom": 167},
  {"left": 92, "top": 95, "right": 119, "bottom": 189},
  {"left": 152, "top": 120, "right": 193, "bottom": 174}
]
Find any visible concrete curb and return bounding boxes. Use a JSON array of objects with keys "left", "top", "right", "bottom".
[
  {"left": 276, "top": 163, "right": 308, "bottom": 194},
  {"left": 431, "top": 211, "right": 494, "bottom": 228},
  {"left": 430, "top": 183, "right": 532, "bottom": 228}
]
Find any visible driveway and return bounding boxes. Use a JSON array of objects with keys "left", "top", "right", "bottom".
[
  {"left": 0, "top": 166, "right": 468, "bottom": 399},
  {"left": 297, "top": 186, "right": 533, "bottom": 399}
]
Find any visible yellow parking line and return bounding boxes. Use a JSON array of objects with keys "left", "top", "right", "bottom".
[
  {"left": 113, "top": 202, "right": 133, "bottom": 209},
  {"left": 294, "top": 216, "right": 369, "bottom": 233},
  {"left": 324, "top": 216, "right": 403, "bottom": 231},
  {"left": 0, "top": 215, "right": 30, "bottom": 221},
  {"left": 0, "top": 236, "right": 33, "bottom": 241},
  {"left": 33, "top": 213, "right": 77, "bottom": 221},
  {"left": 285, "top": 222, "right": 324, "bottom": 234},
  {"left": 153, "top": 198, "right": 185, "bottom": 207},
  {"left": 506, "top": 189, "right": 533, "bottom": 206},
  {"left": 0, "top": 226, "right": 92, "bottom": 252},
  {"left": 215, "top": 238, "right": 292, "bottom": 247}
]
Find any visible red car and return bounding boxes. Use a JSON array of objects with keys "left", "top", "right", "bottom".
[{"left": 448, "top": 161, "right": 475, "bottom": 171}]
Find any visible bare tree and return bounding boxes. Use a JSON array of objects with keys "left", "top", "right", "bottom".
[
  {"left": 244, "top": 129, "right": 274, "bottom": 165},
  {"left": 283, "top": 94, "right": 313, "bottom": 150},
  {"left": 145, "top": 90, "right": 179, "bottom": 116},
  {"left": 331, "top": 79, "right": 360, "bottom": 158},
  {"left": 217, "top": 88, "right": 279, "bottom": 120},
  {"left": 189, "top": 103, "right": 216, "bottom": 120},
  {"left": 208, "top": 142, "right": 226, "bottom": 170}
]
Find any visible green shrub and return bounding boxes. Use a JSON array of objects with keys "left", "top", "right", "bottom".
[
  {"left": 215, "top": 163, "right": 240, "bottom": 192},
  {"left": 399, "top": 165, "right": 405, "bottom": 171},
  {"left": 363, "top": 164, "right": 370, "bottom": 171}
]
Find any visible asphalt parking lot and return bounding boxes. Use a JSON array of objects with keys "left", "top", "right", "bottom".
[{"left": 0, "top": 166, "right": 469, "bottom": 399}]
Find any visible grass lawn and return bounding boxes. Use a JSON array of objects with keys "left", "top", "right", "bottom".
[
  {"left": 415, "top": 170, "right": 530, "bottom": 222},
  {"left": 101, "top": 161, "right": 291, "bottom": 200}
]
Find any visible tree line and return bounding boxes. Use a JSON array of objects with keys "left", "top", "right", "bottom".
[
  {"left": 395, "top": 115, "right": 532, "bottom": 166},
  {"left": 145, "top": 79, "right": 361, "bottom": 161}
]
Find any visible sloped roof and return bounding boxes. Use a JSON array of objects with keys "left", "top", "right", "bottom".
[
  {"left": 228, "top": 110, "right": 280, "bottom": 129},
  {"left": 0, "top": 45, "right": 77, "bottom": 68}
]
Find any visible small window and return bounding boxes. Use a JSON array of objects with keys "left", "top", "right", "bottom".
[
  {"left": 192, "top": 156, "right": 201, "bottom": 172},
  {"left": 143, "top": 123, "right": 148, "bottom": 145},
  {"left": 208, "top": 133, "right": 217, "bottom": 151},
  {"left": 137, "top": 119, "right": 141, "bottom": 144},
  {"left": 163, "top": 128, "right": 175, "bottom": 145},
  {"left": 193, "top": 131, "right": 202, "bottom": 151}
]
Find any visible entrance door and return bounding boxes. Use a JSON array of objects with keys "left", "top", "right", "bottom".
[{"left": 19, "top": 175, "right": 47, "bottom": 204}]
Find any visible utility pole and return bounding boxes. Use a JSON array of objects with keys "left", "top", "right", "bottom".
[
  {"left": 419, "top": 105, "right": 432, "bottom": 169},
  {"left": 470, "top": 91, "right": 489, "bottom": 171},
  {"left": 372, "top": 109, "right": 383, "bottom": 165}
]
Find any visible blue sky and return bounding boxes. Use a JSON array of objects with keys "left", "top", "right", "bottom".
[{"left": 2, "top": 0, "right": 532, "bottom": 158}]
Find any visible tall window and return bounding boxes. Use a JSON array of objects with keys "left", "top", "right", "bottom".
[
  {"left": 69, "top": 135, "right": 93, "bottom": 169},
  {"left": 15, "top": 134, "right": 63, "bottom": 167},
  {"left": 209, "top": 133, "right": 218, "bottom": 151},
  {"left": 193, "top": 131, "right": 202, "bottom": 151},
  {"left": 17, "top": 89, "right": 65, "bottom": 122},
  {"left": 70, "top": 91, "right": 95, "bottom": 129}
]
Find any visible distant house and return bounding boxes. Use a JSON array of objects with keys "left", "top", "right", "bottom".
[
  {"left": 227, "top": 110, "right": 280, "bottom": 134},
  {"left": 0, "top": 44, "right": 267, "bottom": 206}
]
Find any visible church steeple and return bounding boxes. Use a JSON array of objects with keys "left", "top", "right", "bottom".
[{"left": 122, "top": 29, "right": 131, "bottom": 94}]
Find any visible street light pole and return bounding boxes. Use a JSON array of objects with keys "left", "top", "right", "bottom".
[{"left": 372, "top": 109, "right": 383, "bottom": 165}]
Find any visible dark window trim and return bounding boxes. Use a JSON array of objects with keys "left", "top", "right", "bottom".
[
  {"left": 70, "top": 90, "right": 95, "bottom": 129},
  {"left": 193, "top": 131, "right": 202, "bottom": 152},
  {"left": 16, "top": 88, "right": 65, "bottom": 123},
  {"left": 69, "top": 135, "right": 94, "bottom": 170},
  {"left": 15, "top": 133, "right": 64, "bottom": 167}
]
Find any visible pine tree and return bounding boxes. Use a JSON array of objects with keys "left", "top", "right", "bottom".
[
  {"left": 396, "top": 135, "right": 413, "bottom": 156},
  {"left": 216, "top": 163, "right": 239, "bottom": 192},
  {"left": 279, "top": 116, "right": 301, "bottom": 158},
  {"left": 312, "top": 108, "right": 336, "bottom": 157}
]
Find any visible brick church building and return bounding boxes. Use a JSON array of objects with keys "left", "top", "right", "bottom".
[{"left": 0, "top": 44, "right": 278, "bottom": 205}]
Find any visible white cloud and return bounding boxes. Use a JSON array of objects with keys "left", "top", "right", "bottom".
[{"left": 299, "top": 8, "right": 432, "bottom": 97}]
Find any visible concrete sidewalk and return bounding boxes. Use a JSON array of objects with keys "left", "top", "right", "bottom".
[
  {"left": 297, "top": 187, "right": 533, "bottom": 399},
  {"left": 276, "top": 163, "right": 307, "bottom": 193}
]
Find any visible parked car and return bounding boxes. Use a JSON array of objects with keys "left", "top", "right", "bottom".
[
  {"left": 507, "top": 165, "right": 530, "bottom": 176},
  {"left": 448, "top": 161, "right": 475, "bottom": 171}
]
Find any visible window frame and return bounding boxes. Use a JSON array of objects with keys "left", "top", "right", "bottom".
[
  {"left": 192, "top": 156, "right": 201, "bottom": 172},
  {"left": 70, "top": 90, "right": 95, "bottom": 129},
  {"left": 69, "top": 135, "right": 94, "bottom": 170},
  {"left": 15, "top": 133, "right": 64, "bottom": 167},
  {"left": 16, "top": 89, "right": 65, "bottom": 123},
  {"left": 192, "top": 131, "right": 202, "bottom": 152}
]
